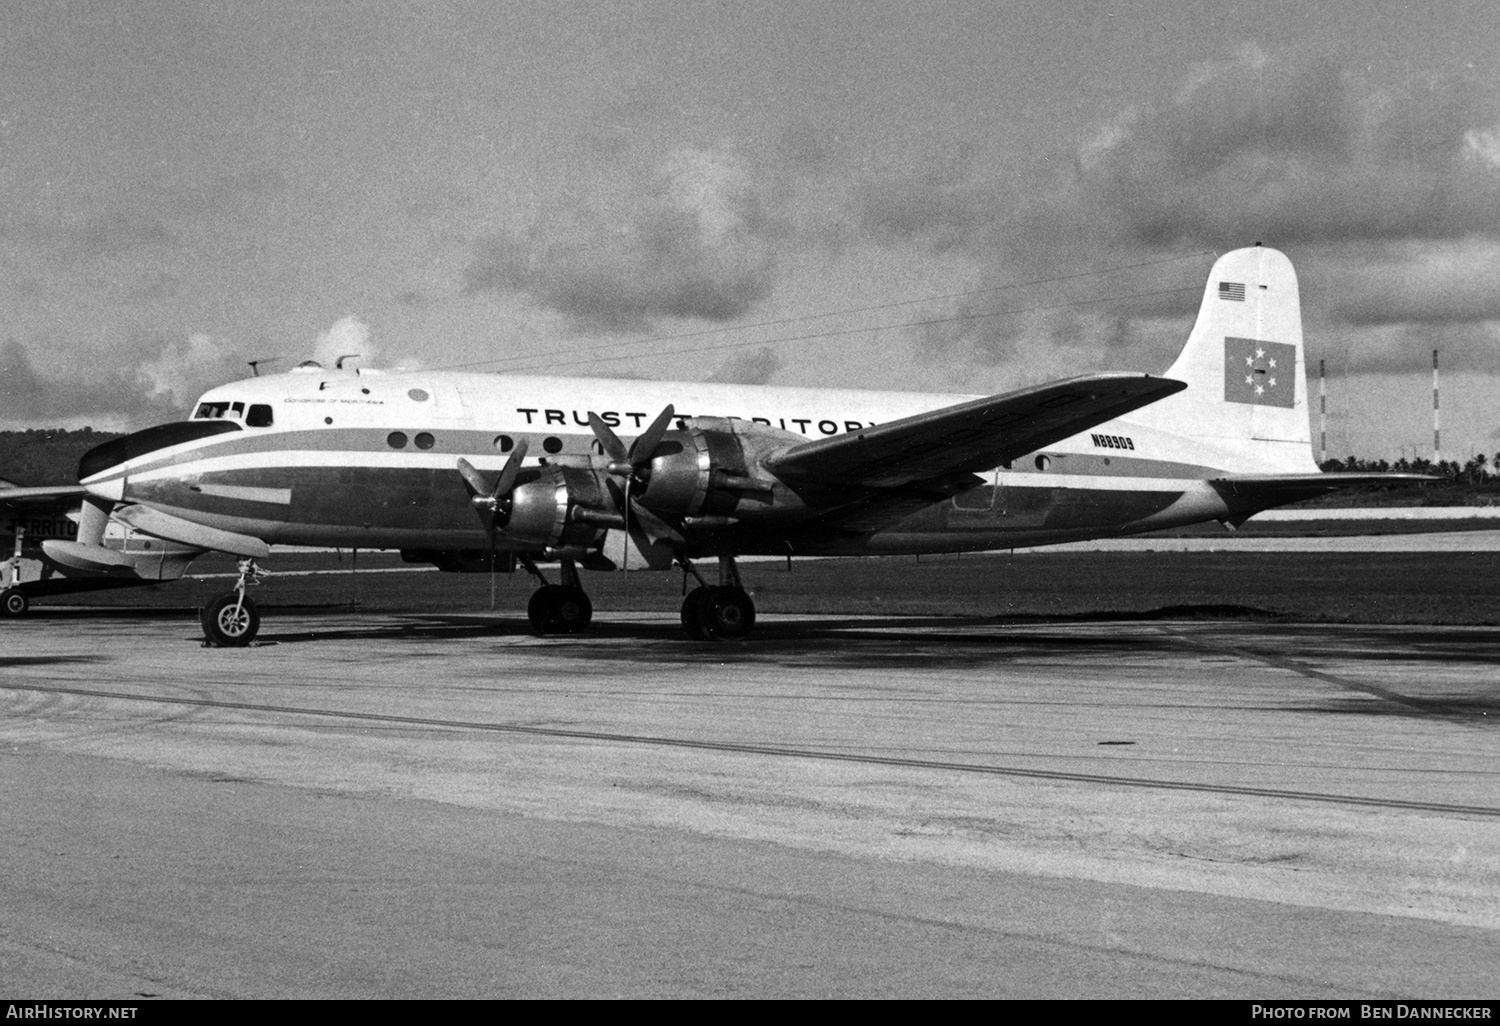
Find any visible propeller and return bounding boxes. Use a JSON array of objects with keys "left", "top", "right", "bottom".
[
  {"left": 457, "top": 438, "right": 529, "bottom": 532},
  {"left": 456, "top": 444, "right": 526, "bottom": 611},
  {"left": 588, "top": 405, "right": 675, "bottom": 486},
  {"left": 588, "top": 405, "right": 678, "bottom": 569}
]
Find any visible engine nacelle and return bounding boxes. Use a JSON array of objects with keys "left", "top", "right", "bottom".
[
  {"left": 636, "top": 420, "right": 747, "bottom": 516},
  {"left": 636, "top": 420, "right": 804, "bottom": 525},
  {"left": 495, "top": 418, "right": 814, "bottom": 554},
  {"left": 500, "top": 465, "right": 611, "bottom": 548}
]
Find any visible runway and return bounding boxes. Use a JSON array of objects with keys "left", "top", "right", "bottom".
[{"left": 2, "top": 610, "right": 1497, "bottom": 998}]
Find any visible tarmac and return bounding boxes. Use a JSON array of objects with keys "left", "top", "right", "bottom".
[
  {"left": 2, "top": 608, "right": 1497, "bottom": 998},
  {"left": 1034, "top": 529, "right": 1500, "bottom": 552}
]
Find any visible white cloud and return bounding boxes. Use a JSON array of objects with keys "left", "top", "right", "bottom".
[
  {"left": 134, "top": 333, "right": 238, "bottom": 410},
  {"left": 312, "top": 315, "right": 377, "bottom": 368},
  {"left": 463, "top": 142, "right": 780, "bottom": 330},
  {"left": 1464, "top": 127, "right": 1500, "bottom": 167}
]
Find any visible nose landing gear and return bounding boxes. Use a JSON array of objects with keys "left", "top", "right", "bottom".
[
  {"left": 201, "top": 558, "right": 269, "bottom": 647},
  {"left": 0, "top": 588, "right": 29, "bottom": 617}
]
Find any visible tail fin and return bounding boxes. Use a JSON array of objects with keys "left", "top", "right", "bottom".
[{"left": 1132, "top": 245, "right": 1320, "bottom": 474}]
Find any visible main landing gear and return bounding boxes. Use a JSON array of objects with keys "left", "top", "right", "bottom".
[
  {"left": 679, "top": 556, "right": 756, "bottom": 641},
  {"left": 517, "top": 553, "right": 756, "bottom": 640},
  {"left": 520, "top": 556, "right": 593, "bottom": 635},
  {"left": 201, "top": 558, "right": 269, "bottom": 648}
]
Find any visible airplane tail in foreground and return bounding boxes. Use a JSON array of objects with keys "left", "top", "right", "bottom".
[
  {"left": 1131, "top": 245, "right": 1322, "bottom": 475},
  {"left": 1131, "top": 244, "right": 1430, "bottom": 509}
]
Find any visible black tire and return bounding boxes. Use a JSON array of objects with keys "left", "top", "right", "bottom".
[
  {"left": 527, "top": 586, "right": 558, "bottom": 634},
  {"left": 201, "top": 593, "right": 260, "bottom": 647},
  {"left": 0, "top": 589, "right": 29, "bottom": 617},
  {"left": 528, "top": 585, "right": 593, "bottom": 634},
  {"left": 680, "top": 586, "right": 713, "bottom": 640},
  {"left": 703, "top": 587, "right": 755, "bottom": 640},
  {"left": 552, "top": 585, "right": 593, "bottom": 633}
]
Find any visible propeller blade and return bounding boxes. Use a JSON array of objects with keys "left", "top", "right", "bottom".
[
  {"left": 628, "top": 498, "right": 684, "bottom": 544},
  {"left": 459, "top": 443, "right": 529, "bottom": 525},
  {"left": 628, "top": 404, "right": 676, "bottom": 469},
  {"left": 604, "top": 476, "right": 632, "bottom": 569},
  {"left": 493, "top": 438, "right": 529, "bottom": 496},
  {"left": 455, "top": 457, "right": 493, "bottom": 503},
  {"left": 606, "top": 476, "right": 683, "bottom": 545},
  {"left": 587, "top": 413, "right": 629, "bottom": 465}
]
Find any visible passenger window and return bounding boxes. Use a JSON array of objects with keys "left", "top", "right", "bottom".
[
  {"left": 414, "top": 432, "right": 435, "bottom": 450},
  {"left": 246, "top": 404, "right": 274, "bottom": 427},
  {"left": 387, "top": 431, "right": 408, "bottom": 449}
]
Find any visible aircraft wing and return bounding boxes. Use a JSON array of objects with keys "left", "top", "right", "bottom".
[
  {"left": 765, "top": 374, "right": 1186, "bottom": 490},
  {"left": 0, "top": 484, "right": 87, "bottom": 511}
]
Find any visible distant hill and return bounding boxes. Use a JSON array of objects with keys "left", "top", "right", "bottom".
[{"left": 0, "top": 429, "right": 123, "bottom": 487}]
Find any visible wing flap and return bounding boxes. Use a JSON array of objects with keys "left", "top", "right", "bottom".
[{"left": 766, "top": 374, "right": 1185, "bottom": 489}]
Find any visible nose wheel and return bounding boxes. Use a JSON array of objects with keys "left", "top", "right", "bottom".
[
  {"left": 201, "top": 592, "right": 261, "bottom": 647},
  {"left": 201, "top": 558, "right": 268, "bottom": 647},
  {"left": 1, "top": 588, "right": 29, "bottom": 617}
]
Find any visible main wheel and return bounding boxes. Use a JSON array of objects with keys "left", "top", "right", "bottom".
[
  {"left": 551, "top": 585, "right": 593, "bottom": 633},
  {"left": 0, "top": 588, "right": 29, "bottom": 617},
  {"left": 680, "top": 586, "right": 714, "bottom": 640},
  {"left": 201, "top": 593, "right": 260, "bottom": 647},
  {"left": 528, "top": 585, "right": 593, "bottom": 635},
  {"left": 527, "top": 586, "right": 557, "bottom": 633},
  {"left": 703, "top": 586, "right": 755, "bottom": 640}
]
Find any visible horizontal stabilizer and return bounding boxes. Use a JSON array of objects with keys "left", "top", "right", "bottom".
[
  {"left": 767, "top": 374, "right": 1186, "bottom": 489},
  {"left": 112, "top": 504, "right": 270, "bottom": 558},
  {"left": 1211, "top": 472, "right": 1436, "bottom": 510}
]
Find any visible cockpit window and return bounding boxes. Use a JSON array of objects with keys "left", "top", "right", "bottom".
[
  {"left": 193, "top": 401, "right": 235, "bottom": 420},
  {"left": 193, "top": 400, "right": 271, "bottom": 425}
]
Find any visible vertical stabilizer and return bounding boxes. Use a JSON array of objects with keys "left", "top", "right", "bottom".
[{"left": 1133, "top": 245, "right": 1319, "bottom": 473}]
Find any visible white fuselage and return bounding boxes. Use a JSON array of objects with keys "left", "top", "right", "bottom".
[{"left": 79, "top": 365, "right": 1278, "bottom": 561}]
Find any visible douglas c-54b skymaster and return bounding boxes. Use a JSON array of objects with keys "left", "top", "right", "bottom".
[{"left": 30, "top": 245, "right": 1415, "bottom": 645}]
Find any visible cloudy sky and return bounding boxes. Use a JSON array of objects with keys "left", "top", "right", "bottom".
[{"left": 2, "top": 0, "right": 1497, "bottom": 461}]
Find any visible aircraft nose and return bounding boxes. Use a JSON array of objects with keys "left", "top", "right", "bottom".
[
  {"left": 78, "top": 420, "right": 245, "bottom": 495},
  {"left": 78, "top": 434, "right": 134, "bottom": 499}
]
